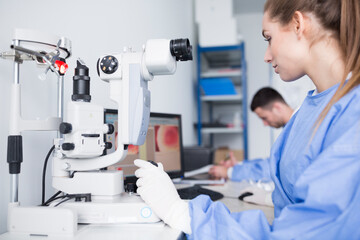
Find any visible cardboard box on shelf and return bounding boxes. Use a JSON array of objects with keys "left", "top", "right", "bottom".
[
  {"left": 195, "top": 0, "right": 233, "bottom": 23},
  {"left": 198, "top": 18, "right": 241, "bottom": 47},
  {"left": 213, "top": 147, "right": 244, "bottom": 165}
]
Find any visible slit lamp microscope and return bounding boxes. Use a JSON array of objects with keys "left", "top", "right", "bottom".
[{"left": 1, "top": 29, "right": 192, "bottom": 237}]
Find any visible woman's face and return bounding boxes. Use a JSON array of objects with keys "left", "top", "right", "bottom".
[{"left": 262, "top": 11, "right": 307, "bottom": 82}]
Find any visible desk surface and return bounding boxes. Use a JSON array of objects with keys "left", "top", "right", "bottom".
[
  {"left": 205, "top": 181, "right": 274, "bottom": 224},
  {"left": 176, "top": 180, "right": 274, "bottom": 224},
  {"left": 0, "top": 181, "right": 274, "bottom": 240}
]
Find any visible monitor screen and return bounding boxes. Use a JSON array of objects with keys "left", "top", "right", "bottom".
[{"left": 104, "top": 110, "right": 184, "bottom": 180}]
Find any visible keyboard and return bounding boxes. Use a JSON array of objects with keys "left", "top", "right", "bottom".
[
  {"left": 177, "top": 185, "right": 224, "bottom": 201},
  {"left": 182, "top": 173, "right": 212, "bottom": 180}
]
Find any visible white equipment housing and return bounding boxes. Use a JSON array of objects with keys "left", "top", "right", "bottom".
[
  {"left": 3, "top": 28, "right": 192, "bottom": 237},
  {"left": 52, "top": 39, "right": 181, "bottom": 195}
]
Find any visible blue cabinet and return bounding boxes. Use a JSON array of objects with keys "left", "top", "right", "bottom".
[{"left": 196, "top": 43, "right": 248, "bottom": 159}]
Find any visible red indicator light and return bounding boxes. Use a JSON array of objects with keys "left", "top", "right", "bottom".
[{"left": 55, "top": 60, "right": 68, "bottom": 75}]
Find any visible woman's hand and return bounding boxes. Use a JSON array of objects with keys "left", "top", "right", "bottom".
[{"left": 134, "top": 159, "right": 192, "bottom": 234}]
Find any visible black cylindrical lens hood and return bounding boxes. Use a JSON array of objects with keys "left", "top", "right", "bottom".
[{"left": 72, "top": 60, "right": 91, "bottom": 102}]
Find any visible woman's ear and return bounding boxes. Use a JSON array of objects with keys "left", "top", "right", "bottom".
[{"left": 292, "top": 11, "right": 306, "bottom": 38}]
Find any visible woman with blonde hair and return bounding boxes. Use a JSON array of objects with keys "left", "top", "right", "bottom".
[{"left": 135, "top": 0, "right": 360, "bottom": 238}]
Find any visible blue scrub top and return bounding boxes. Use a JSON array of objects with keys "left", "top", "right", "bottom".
[
  {"left": 231, "top": 158, "right": 271, "bottom": 182},
  {"left": 188, "top": 83, "right": 360, "bottom": 239}
]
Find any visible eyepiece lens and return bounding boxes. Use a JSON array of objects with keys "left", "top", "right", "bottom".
[{"left": 170, "top": 38, "right": 193, "bottom": 61}]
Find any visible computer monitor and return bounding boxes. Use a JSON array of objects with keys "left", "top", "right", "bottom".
[{"left": 104, "top": 110, "right": 184, "bottom": 181}]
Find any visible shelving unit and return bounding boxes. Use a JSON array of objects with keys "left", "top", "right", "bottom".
[
  {"left": 196, "top": 43, "right": 248, "bottom": 159},
  {"left": 201, "top": 94, "right": 242, "bottom": 103}
]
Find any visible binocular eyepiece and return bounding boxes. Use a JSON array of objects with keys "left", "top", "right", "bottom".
[{"left": 170, "top": 38, "right": 193, "bottom": 61}]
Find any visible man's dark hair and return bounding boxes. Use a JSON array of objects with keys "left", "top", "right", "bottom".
[{"left": 250, "top": 87, "right": 287, "bottom": 111}]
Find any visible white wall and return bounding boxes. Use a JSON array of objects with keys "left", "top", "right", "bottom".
[
  {"left": 235, "top": 12, "right": 272, "bottom": 159},
  {"left": 0, "top": 0, "right": 195, "bottom": 233}
]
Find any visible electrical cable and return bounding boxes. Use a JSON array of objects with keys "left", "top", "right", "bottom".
[
  {"left": 43, "top": 193, "right": 91, "bottom": 206},
  {"left": 70, "top": 171, "right": 77, "bottom": 178},
  {"left": 42, "top": 190, "right": 62, "bottom": 206},
  {"left": 40, "top": 145, "right": 93, "bottom": 207},
  {"left": 42, "top": 145, "right": 55, "bottom": 205},
  {"left": 54, "top": 197, "right": 73, "bottom": 207},
  {"left": 44, "top": 195, "right": 69, "bottom": 206}
]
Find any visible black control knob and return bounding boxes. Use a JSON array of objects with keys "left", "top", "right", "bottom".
[
  {"left": 105, "top": 142, "right": 112, "bottom": 150},
  {"left": 125, "top": 183, "right": 136, "bottom": 193},
  {"left": 99, "top": 55, "right": 118, "bottom": 74},
  {"left": 107, "top": 124, "right": 114, "bottom": 134},
  {"left": 62, "top": 143, "right": 75, "bottom": 151},
  {"left": 59, "top": 122, "right": 72, "bottom": 134},
  {"left": 148, "top": 160, "right": 158, "bottom": 167}
]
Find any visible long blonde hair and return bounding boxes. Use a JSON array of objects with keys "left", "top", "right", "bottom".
[{"left": 264, "top": 0, "right": 360, "bottom": 126}]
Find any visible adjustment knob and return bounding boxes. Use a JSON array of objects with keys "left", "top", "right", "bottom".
[
  {"left": 59, "top": 122, "right": 72, "bottom": 134},
  {"left": 105, "top": 142, "right": 112, "bottom": 150},
  {"left": 62, "top": 143, "right": 75, "bottom": 151},
  {"left": 148, "top": 160, "right": 158, "bottom": 167},
  {"left": 125, "top": 183, "right": 136, "bottom": 193},
  {"left": 99, "top": 55, "right": 118, "bottom": 74},
  {"left": 107, "top": 124, "right": 114, "bottom": 134}
]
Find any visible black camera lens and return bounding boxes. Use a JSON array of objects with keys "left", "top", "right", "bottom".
[
  {"left": 72, "top": 60, "right": 91, "bottom": 102},
  {"left": 170, "top": 38, "right": 193, "bottom": 61}
]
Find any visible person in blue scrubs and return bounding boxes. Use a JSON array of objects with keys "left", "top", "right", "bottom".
[
  {"left": 209, "top": 87, "right": 294, "bottom": 182},
  {"left": 134, "top": 0, "right": 360, "bottom": 238}
]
